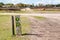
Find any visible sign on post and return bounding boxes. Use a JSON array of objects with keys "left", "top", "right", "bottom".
[{"left": 15, "top": 15, "right": 21, "bottom": 35}]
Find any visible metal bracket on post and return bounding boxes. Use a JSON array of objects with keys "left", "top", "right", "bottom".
[{"left": 15, "top": 15, "right": 22, "bottom": 35}]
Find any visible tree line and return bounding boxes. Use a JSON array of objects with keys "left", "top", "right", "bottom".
[{"left": 0, "top": 2, "right": 60, "bottom": 8}]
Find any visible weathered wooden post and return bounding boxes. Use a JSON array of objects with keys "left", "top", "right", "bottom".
[
  {"left": 12, "top": 16, "right": 15, "bottom": 35},
  {"left": 15, "top": 15, "right": 22, "bottom": 35}
]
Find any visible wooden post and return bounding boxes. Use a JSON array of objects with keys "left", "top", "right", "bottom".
[
  {"left": 15, "top": 15, "right": 21, "bottom": 35},
  {"left": 12, "top": 16, "right": 15, "bottom": 35}
]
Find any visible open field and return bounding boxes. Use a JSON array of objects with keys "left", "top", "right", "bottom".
[
  {"left": 0, "top": 14, "right": 60, "bottom": 40},
  {"left": 0, "top": 9, "right": 60, "bottom": 14},
  {"left": 33, "top": 9, "right": 60, "bottom": 14},
  {"left": 27, "top": 16, "right": 60, "bottom": 40},
  {"left": 0, "top": 10, "right": 27, "bottom": 13}
]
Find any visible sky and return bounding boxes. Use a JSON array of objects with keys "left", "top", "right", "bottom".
[{"left": 0, "top": 0, "right": 60, "bottom": 5}]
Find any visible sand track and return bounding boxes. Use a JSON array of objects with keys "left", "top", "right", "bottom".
[{"left": 27, "top": 16, "right": 60, "bottom": 40}]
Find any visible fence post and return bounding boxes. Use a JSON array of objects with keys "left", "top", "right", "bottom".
[{"left": 12, "top": 16, "right": 15, "bottom": 35}]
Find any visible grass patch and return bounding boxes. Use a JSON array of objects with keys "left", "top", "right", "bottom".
[
  {"left": 33, "top": 9, "right": 60, "bottom": 13},
  {"left": 20, "top": 16, "right": 30, "bottom": 34},
  {"left": 0, "top": 9, "right": 60, "bottom": 13},
  {"left": 0, "top": 10, "right": 29, "bottom": 13},
  {"left": 34, "top": 16, "right": 46, "bottom": 20},
  {"left": 0, "top": 15, "right": 30, "bottom": 40}
]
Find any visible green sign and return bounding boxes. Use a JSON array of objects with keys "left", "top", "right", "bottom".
[
  {"left": 15, "top": 15, "right": 20, "bottom": 27},
  {"left": 16, "top": 17, "right": 20, "bottom": 21},
  {"left": 16, "top": 22, "right": 20, "bottom": 26}
]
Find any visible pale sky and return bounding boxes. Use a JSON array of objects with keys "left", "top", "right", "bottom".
[{"left": 0, "top": 0, "right": 60, "bottom": 4}]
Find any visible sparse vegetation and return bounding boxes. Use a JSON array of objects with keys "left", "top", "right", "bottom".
[
  {"left": 34, "top": 16, "right": 46, "bottom": 20},
  {"left": 0, "top": 15, "right": 30, "bottom": 40}
]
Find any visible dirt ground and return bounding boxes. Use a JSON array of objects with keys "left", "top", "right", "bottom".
[
  {"left": 27, "top": 15, "right": 60, "bottom": 40},
  {"left": 0, "top": 13, "right": 60, "bottom": 40}
]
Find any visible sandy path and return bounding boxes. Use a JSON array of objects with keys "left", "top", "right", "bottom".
[{"left": 27, "top": 16, "right": 60, "bottom": 40}]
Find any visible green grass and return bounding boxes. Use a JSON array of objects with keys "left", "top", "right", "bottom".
[
  {"left": 0, "top": 9, "right": 60, "bottom": 14},
  {"left": 33, "top": 9, "right": 60, "bottom": 13},
  {"left": 0, "top": 15, "right": 30, "bottom": 40},
  {"left": 20, "top": 16, "right": 30, "bottom": 34},
  {"left": 34, "top": 16, "right": 46, "bottom": 20},
  {"left": 0, "top": 10, "right": 29, "bottom": 13}
]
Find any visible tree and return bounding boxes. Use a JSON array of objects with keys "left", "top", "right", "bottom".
[
  {"left": 30, "top": 4, "right": 34, "bottom": 8},
  {"left": 56, "top": 4, "right": 60, "bottom": 7},
  {"left": 45, "top": 4, "right": 55, "bottom": 8},
  {"left": 38, "top": 4, "right": 44, "bottom": 7},
  {"left": 16, "top": 3, "right": 31, "bottom": 8},
  {"left": 16, "top": 3, "right": 25, "bottom": 8},
  {"left": 5, "top": 3, "right": 14, "bottom": 7},
  {"left": 0, "top": 2, "right": 4, "bottom": 7}
]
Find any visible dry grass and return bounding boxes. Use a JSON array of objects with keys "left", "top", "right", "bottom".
[{"left": 0, "top": 15, "right": 30, "bottom": 40}]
